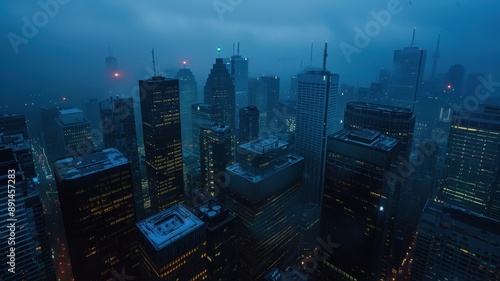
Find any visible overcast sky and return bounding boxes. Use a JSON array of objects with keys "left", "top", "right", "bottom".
[{"left": 1, "top": 0, "right": 499, "bottom": 110}]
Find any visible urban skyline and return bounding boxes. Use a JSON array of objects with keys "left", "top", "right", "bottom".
[{"left": 1, "top": 1, "right": 500, "bottom": 280}]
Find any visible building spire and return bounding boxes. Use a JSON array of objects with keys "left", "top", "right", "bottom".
[
  {"left": 323, "top": 42, "right": 328, "bottom": 72},
  {"left": 411, "top": 27, "right": 416, "bottom": 47},
  {"left": 237, "top": 42, "right": 240, "bottom": 56},
  {"left": 430, "top": 29, "right": 441, "bottom": 80},
  {"left": 151, "top": 48, "right": 157, "bottom": 76}
]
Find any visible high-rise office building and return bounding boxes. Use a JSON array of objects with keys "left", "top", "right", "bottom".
[
  {"left": 225, "top": 138, "right": 303, "bottom": 281},
  {"left": 0, "top": 145, "right": 55, "bottom": 281},
  {"left": 0, "top": 134, "right": 36, "bottom": 179},
  {"left": 204, "top": 58, "right": 235, "bottom": 129},
  {"left": 176, "top": 64, "right": 198, "bottom": 149},
  {"left": 411, "top": 200, "right": 500, "bottom": 281},
  {"left": 260, "top": 75, "right": 280, "bottom": 129},
  {"left": 81, "top": 98, "right": 101, "bottom": 132},
  {"left": 238, "top": 106, "right": 259, "bottom": 144},
  {"left": 0, "top": 113, "right": 29, "bottom": 140},
  {"left": 55, "top": 108, "right": 93, "bottom": 160},
  {"left": 100, "top": 96, "right": 144, "bottom": 219},
  {"left": 199, "top": 123, "right": 234, "bottom": 201},
  {"left": 224, "top": 43, "right": 249, "bottom": 128},
  {"left": 440, "top": 103, "right": 500, "bottom": 220},
  {"left": 295, "top": 65, "right": 339, "bottom": 204},
  {"left": 139, "top": 76, "right": 184, "bottom": 213},
  {"left": 344, "top": 101, "right": 415, "bottom": 159},
  {"left": 54, "top": 148, "right": 138, "bottom": 280},
  {"left": 136, "top": 204, "right": 207, "bottom": 280},
  {"left": 40, "top": 106, "right": 61, "bottom": 164},
  {"left": 192, "top": 103, "right": 218, "bottom": 155},
  {"left": 388, "top": 40, "right": 426, "bottom": 109},
  {"left": 289, "top": 75, "right": 298, "bottom": 102},
  {"left": 248, "top": 76, "right": 280, "bottom": 132},
  {"left": 192, "top": 199, "right": 238, "bottom": 281},
  {"left": 318, "top": 129, "right": 401, "bottom": 281}
]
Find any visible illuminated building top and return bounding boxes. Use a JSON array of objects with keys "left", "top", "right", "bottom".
[
  {"left": 54, "top": 147, "right": 129, "bottom": 180},
  {"left": 136, "top": 204, "right": 204, "bottom": 251}
]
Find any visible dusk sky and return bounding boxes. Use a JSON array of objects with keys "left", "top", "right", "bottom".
[{"left": 1, "top": 0, "right": 499, "bottom": 110}]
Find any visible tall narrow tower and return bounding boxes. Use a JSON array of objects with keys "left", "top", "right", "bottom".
[
  {"left": 295, "top": 42, "right": 339, "bottom": 204},
  {"left": 204, "top": 57, "right": 235, "bottom": 129},
  {"left": 140, "top": 51, "right": 184, "bottom": 213}
]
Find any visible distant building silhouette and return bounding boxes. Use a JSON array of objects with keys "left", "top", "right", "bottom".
[
  {"left": 54, "top": 108, "right": 93, "bottom": 160},
  {"left": 176, "top": 65, "right": 198, "bottom": 149},
  {"left": 204, "top": 58, "right": 235, "bottom": 130},
  {"left": 238, "top": 106, "right": 259, "bottom": 144}
]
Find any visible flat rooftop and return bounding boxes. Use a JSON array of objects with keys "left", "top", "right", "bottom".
[
  {"left": 227, "top": 153, "right": 303, "bottom": 183},
  {"left": 332, "top": 129, "right": 399, "bottom": 152},
  {"left": 59, "top": 108, "right": 83, "bottom": 115},
  {"left": 347, "top": 101, "right": 413, "bottom": 114},
  {"left": 136, "top": 204, "right": 204, "bottom": 251},
  {"left": 54, "top": 148, "right": 129, "bottom": 180},
  {"left": 238, "top": 137, "right": 287, "bottom": 155}
]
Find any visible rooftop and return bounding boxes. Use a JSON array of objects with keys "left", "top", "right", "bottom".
[
  {"left": 54, "top": 148, "right": 129, "bottom": 180},
  {"left": 136, "top": 204, "right": 204, "bottom": 251},
  {"left": 227, "top": 153, "right": 303, "bottom": 183},
  {"left": 59, "top": 108, "right": 83, "bottom": 115},
  {"left": 239, "top": 137, "right": 287, "bottom": 155},
  {"left": 332, "top": 129, "right": 399, "bottom": 151},
  {"left": 347, "top": 101, "right": 413, "bottom": 114}
]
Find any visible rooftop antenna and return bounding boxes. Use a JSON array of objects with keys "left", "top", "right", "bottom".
[
  {"left": 411, "top": 27, "right": 416, "bottom": 47},
  {"left": 151, "top": 48, "right": 157, "bottom": 76},
  {"left": 237, "top": 42, "right": 240, "bottom": 56},
  {"left": 310, "top": 42, "right": 313, "bottom": 67},
  {"left": 430, "top": 29, "right": 441, "bottom": 79},
  {"left": 322, "top": 42, "right": 328, "bottom": 72}
]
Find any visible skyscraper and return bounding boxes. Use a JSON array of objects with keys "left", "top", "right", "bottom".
[
  {"left": 440, "top": 103, "right": 500, "bottom": 220},
  {"left": 199, "top": 123, "right": 234, "bottom": 201},
  {"left": 318, "top": 129, "right": 401, "bottom": 281},
  {"left": 54, "top": 148, "right": 138, "bottom": 280},
  {"left": 0, "top": 113, "right": 29, "bottom": 140},
  {"left": 136, "top": 204, "right": 207, "bottom": 280},
  {"left": 225, "top": 138, "right": 303, "bottom": 280},
  {"left": 55, "top": 108, "right": 93, "bottom": 160},
  {"left": 238, "top": 106, "right": 259, "bottom": 143},
  {"left": 248, "top": 76, "right": 280, "bottom": 132},
  {"left": 295, "top": 52, "right": 339, "bottom": 204},
  {"left": 0, "top": 144, "right": 55, "bottom": 281},
  {"left": 411, "top": 200, "right": 500, "bottom": 281},
  {"left": 204, "top": 58, "right": 235, "bottom": 130},
  {"left": 344, "top": 101, "right": 415, "bottom": 159},
  {"left": 388, "top": 35, "right": 427, "bottom": 109},
  {"left": 192, "top": 199, "right": 239, "bottom": 281},
  {"left": 40, "top": 106, "right": 61, "bottom": 164},
  {"left": 224, "top": 43, "right": 249, "bottom": 128},
  {"left": 192, "top": 103, "right": 217, "bottom": 155},
  {"left": 100, "top": 96, "right": 144, "bottom": 219},
  {"left": 176, "top": 63, "right": 198, "bottom": 149},
  {"left": 139, "top": 76, "right": 184, "bottom": 213}
]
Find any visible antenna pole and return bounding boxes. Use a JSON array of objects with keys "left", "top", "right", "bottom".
[
  {"left": 237, "top": 42, "right": 240, "bottom": 55},
  {"left": 310, "top": 42, "right": 313, "bottom": 67},
  {"left": 152, "top": 48, "right": 157, "bottom": 76},
  {"left": 411, "top": 27, "right": 416, "bottom": 47},
  {"left": 323, "top": 42, "right": 328, "bottom": 72}
]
